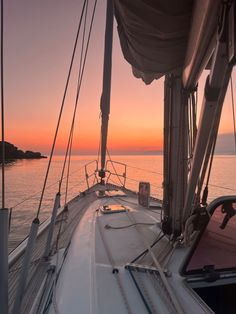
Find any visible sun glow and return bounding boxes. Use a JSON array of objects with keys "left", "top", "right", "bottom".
[{"left": 5, "top": 2, "right": 236, "bottom": 156}]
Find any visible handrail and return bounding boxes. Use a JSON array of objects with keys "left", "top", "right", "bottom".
[
  {"left": 8, "top": 163, "right": 89, "bottom": 235},
  {"left": 124, "top": 164, "right": 163, "bottom": 176},
  {"left": 84, "top": 159, "right": 98, "bottom": 189},
  {"left": 105, "top": 159, "right": 127, "bottom": 187},
  {"left": 11, "top": 164, "right": 86, "bottom": 211},
  {"left": 8, "top": 204, "right": 66, "bottom": 267}
]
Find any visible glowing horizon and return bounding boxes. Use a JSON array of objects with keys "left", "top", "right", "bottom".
[{"left": 4, "top": 1, "right": 236, "bottom": 156}]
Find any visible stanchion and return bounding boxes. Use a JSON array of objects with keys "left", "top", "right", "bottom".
[
  {"left": 0, "top": 208, "right": 9, "bottom": 314},
  {"left": 13, "top": 218, "right": 39, "bottom": 314},
  {"left": 44, "top": 192, "right": 61, "bottom": 258}
]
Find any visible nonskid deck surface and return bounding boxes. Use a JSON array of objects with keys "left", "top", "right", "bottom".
[
  {"left": 50, "top": 187, "right": 186, "bottom": 314},
  {"left": 8, "top": 184, "right": 160, "bottom": 313},
  {"left": 8, "top": 187, "right": 98, "bottom": 313},
  {"left": 48, "top": 185, "right": 215, "bottom": 314},
  {"left": 9, "top": 184, "right": 216, "bottom": 314}
]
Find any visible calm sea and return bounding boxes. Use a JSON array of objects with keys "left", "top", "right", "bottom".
[{"left": 2, "top": 155, "right": 236, "bottom": 251}]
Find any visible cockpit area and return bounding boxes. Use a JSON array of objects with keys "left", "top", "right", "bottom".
[{"left": 182, "top": 196, "right": 236, "bottom": 313}]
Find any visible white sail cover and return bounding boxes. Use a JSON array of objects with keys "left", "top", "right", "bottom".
[{"left": 113, "top": 0, "right": 194, "bottom": 84}]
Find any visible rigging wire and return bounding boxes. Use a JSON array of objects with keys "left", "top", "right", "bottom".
[
  {"left": 207, "top": 182, "right": 236, "bottom": 192},
  {"left": 230, "top": 76, "right": 236, "bottom": 151},
  {"left": 92, "top": 130, "right": 101, "bottom": 186},
  {"left": 59, "top": 125, "right": 73, "bottom": 194},
  {"left": 125, "top": 176, "right": 161, "bottom": 189},
  {"left": 197, "top": 74, "right": 236, "bottom": 206},
  {"left": 1, "top": 0, "right": 5, "bottom": 209},
  {"left": 97, "top": 131, "right": 101, "bottom": 167},
  {"left": 64, "top": 124, "right": 74, "bottom": 205},
  {"left": 36, "top": 0, "right": 88, "bottom": 219},
  {"left": 106, "top": 149, "right": 124, "bottom": 186},
  {"left": 55, "top": 0, "right": 98, "bottom": 250},
  {"left": 130, "top": 232, "right": 165, "bottom": 264},
  {"left": 63, "top": 0, "right": 89, "bottom": 204},
  {"left": 124, "top": 164, "right": 162, "bottom": 176},
  {"left": 205, "top": 136, "right": 217, "bottom": 188},
  {"left": 60, "top": 0, "right": 97, "bottom": 200},
  {"left": 58, "top": 0, "right": 89, "bottom": 192},
  {"left": 200, "top": 136, "right": 217, "bottom": 205}
]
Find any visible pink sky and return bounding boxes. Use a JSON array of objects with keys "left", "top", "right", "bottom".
[{"left": 4, "top": 1, "right": 236, "bottom": 155}]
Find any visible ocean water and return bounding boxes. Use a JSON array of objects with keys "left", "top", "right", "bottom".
[{"left": 1, "top": 154, "right": 236, "bottom": 251}]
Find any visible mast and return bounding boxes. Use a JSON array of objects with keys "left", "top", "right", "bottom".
[
  {"left": 163, "top": 1, "right": 236, "bottom": 235},
  {"left": 99, "top": 0, "right": 114, "bottom": 182},
  {"left": 183, "top": 1, "right": 235, "bottom": 223},
  {"left": 162, "top": 71, "right": 188, "bottom": 236}
]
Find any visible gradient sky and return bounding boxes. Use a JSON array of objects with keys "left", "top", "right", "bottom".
[{"left": 4, "top": 0, "right": 236, "bottom": 155}]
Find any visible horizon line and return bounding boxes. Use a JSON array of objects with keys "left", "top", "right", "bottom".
[{"left": 48, "top": 151, "right": 236, "bottom": 156}]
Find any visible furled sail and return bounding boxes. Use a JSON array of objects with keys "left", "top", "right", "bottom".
[{"left": 113, "top": 0, "right": 194, "bottom": 84}]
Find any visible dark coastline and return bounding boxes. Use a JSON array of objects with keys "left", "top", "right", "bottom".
[{"left": 0, "top": 141, "right": 47, "bottom": 163}]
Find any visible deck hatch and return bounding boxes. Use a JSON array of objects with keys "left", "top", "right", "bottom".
[{"left": 100, "top": 204, "right": 129, "bottom": 214}]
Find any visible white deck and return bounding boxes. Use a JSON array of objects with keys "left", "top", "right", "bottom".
[{"left": 48, "top": 188, "right": 211, "bottom": 314}]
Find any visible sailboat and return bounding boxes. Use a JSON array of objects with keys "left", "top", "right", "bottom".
[{"left": 1, "top": 0, "right": 236, "bottom": 313}]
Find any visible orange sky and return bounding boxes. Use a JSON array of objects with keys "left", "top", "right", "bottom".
[{"left": 4, "top": 1, "right": 236, "bottom": 155}]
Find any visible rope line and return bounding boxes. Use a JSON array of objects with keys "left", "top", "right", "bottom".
[
  {"left": 1, "top": 0, "right": 5, "bottom": 209},
  {"left": 36, "top": 0, "right": 87, "bottom": 218},
  {"left": 105, "top": 222, "right": 156, "bottom": 230},
  {"left": 59, "top": 124, "right": 73, "bottom": 193},
  {"left": 230, "top": 76, "right": 236, "bottom": 151}
]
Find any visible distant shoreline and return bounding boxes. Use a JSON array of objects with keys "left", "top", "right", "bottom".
[
  {"left": 48, "top": 152, "right": 236, "bottom": 157},
  {"left": 0, "top": 141, "right": 47, "bottom": 163}
]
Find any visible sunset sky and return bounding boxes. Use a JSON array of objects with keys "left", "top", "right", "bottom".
[{"left": 4, "top": 0, "right": 236, "bottom": 155}]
